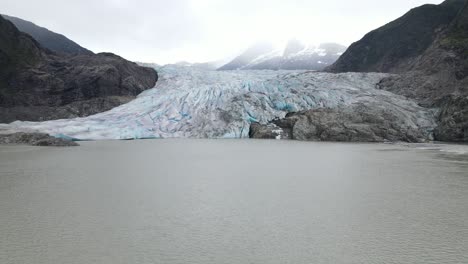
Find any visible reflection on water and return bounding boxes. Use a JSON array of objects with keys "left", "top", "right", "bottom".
[{"left": 0, "top": 140, "right": 467, "bottom": 264}]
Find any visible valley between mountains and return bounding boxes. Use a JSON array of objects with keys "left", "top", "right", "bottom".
[{"left": 1, "top": 0, "right": 468, "bottom": 144}]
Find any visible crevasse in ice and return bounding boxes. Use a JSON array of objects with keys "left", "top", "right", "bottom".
[{"left": 3, "top": 66, "right": 434, "bottom": 140}]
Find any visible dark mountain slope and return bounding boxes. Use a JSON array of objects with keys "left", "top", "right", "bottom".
[
  {"left": 378, "top": 1, "right": 468, "bottom": 101},
  {"left": 0, "top": 15, "right": 158, "bottom": 123},
  {"left": 2, "top": 14, "right": 92, "bottom": 55},
  {"left": 327, "top": 0, "right": 466, "bottom": 73},
  {"left": 0, "top": 14, "right": 44, "bottom": 86}
]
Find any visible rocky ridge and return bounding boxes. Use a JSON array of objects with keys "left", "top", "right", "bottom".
[{"left": 2, "top": 14, "right": 93, "bottom": 55}]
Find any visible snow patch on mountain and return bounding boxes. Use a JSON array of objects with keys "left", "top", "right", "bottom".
[{"left": 218, "top": 41, "right": 347, "bottom": 71}]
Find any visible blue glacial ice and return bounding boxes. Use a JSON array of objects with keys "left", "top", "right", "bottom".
[{"left": 1, "top": 66, "right": 436, "bottom": 140}]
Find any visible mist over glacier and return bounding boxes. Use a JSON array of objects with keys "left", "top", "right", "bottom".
[{"left": 3, "top": 66, "right": 435, "bottom": 140}]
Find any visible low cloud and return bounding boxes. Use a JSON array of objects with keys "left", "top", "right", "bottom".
[{"left": 1, "top": 0, "right": 444, "bottom": 64}]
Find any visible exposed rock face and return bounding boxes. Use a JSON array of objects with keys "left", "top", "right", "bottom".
[
  {"left": 0, "top": 96, "right": 134, "bottom": 122},
  {"left": 0, "top": 14, "right": 42, "bottom": 71},
  {"left": 249, "top": 123, "right": 292, "bottom": 140},
  {"left": 250, "top": 101, "right": 435, "bottom": 143},
  {"left": 0, "top": 15, "right": 158, "bottom": 123},
  {"left": 0, "top": 52, "right": 158, "bottom": 110},
  {"left": 2, "top": 14, "right": 93, "bottom": 55},
  {"left": 433, "top": 96, "right": 468, "bottom": 142},
  {"left": 0, "top": 132, "right": 78, "bottom": 146}
]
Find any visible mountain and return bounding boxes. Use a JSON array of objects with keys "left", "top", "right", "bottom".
[
  {"left": 218, "top": 42, "right": 275, "bottom": 70},
  {"left": 3, "top": 3, "right": 467, "bottom": 143},
  {"left": 250, "top": 0, "right": 468, "bottom": 143},
  {"left": 283, "top": 39, "right": 305, "bottom": 57},
  {"left": 0, "top": 15, "right": 158, "bottom": 123},
  {"left": 218, "top": 40, "right": 346, "bottom": 71},
  {"left": 327, "top": 0, "right": 466, "bottom": 73},
  {"left": 326, "top": 0, "right": 468, "bottom": 142},
  {"left": 2, "top": 14, "right": 93, "bottom": 55}
]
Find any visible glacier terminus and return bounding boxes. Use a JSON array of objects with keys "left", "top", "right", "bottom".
[{"left": 1, "top": 66, "right": 436, "bottom": 140}]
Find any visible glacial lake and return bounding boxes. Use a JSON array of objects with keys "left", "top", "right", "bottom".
[{"left": 1, "top": 139, "right": 467, "bottom": 264}]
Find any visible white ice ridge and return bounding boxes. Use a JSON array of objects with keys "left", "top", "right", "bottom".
[{"left": 2, "top": 66, "right": 435, "bottom": 140}]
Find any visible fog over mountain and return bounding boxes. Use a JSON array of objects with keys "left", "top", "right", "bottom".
[
  {"left": 1, "top": 0, "right": 445, "bottom": 64},
  {"left": 219, "top": 40, "right": 347, "bottom": 71}
]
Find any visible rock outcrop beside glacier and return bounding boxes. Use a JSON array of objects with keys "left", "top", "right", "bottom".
[
  {"left": 250, "top": 101, "right": 434, "bottom": 142},
  {"left": 433, "top": 95, "right": 468, "bottom": 142},
  {"left": 0, "top": 132, "right": 78, "bottom": 146}
]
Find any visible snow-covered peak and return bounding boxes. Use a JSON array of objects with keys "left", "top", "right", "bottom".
[
  {"left": 218, "top": 40, "right": 347, "bottom": 71},
  {"left": 245, "top": 49, "right": 283, "bottom": 67}
]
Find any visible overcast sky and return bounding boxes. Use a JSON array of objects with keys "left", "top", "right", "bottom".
[{"left": 2, "top": 0, "right": 444, "bottom": 64}]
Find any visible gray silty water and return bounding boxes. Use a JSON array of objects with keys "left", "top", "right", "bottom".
[{"left": 0, "top": 140, "right": 467, "bottom": 263}]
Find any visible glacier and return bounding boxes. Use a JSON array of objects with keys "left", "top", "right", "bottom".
[{"left": 0, "top": 66, "right": 436, "bottom": 140}]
